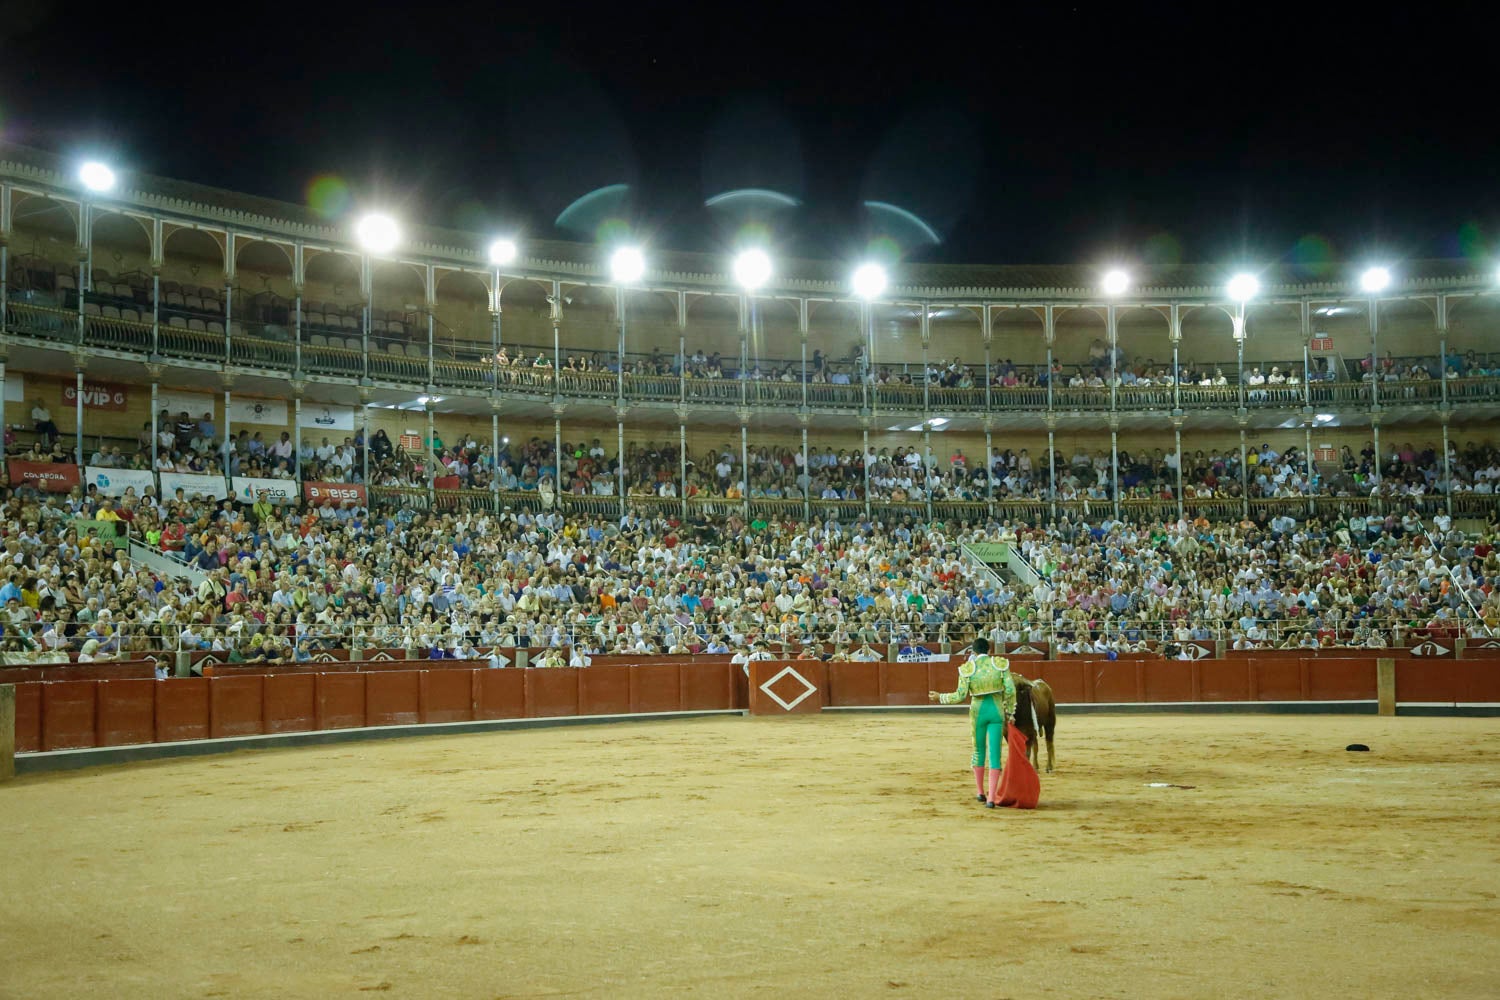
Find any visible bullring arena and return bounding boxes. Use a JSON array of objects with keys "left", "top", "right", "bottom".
[{"left": 3, "top": 145, "right": 1500, "bottom": 997}]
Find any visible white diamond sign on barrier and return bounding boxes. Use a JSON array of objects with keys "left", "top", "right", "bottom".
[{"left": 760, "top": 666, "right": 817, "bottom": 712}]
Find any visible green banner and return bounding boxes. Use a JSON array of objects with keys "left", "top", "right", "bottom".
[{"left": 72, "top": 518, "right": 129, "bottom": 550}]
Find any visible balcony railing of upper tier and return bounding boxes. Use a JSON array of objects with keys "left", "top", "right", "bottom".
[{"left": 9, "top": 291, "right": 1500, "bottom": 416}]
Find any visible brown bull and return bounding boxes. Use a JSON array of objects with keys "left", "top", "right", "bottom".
[{"left": 1012, "top": 676, "right": 1056, "bottom": 773}]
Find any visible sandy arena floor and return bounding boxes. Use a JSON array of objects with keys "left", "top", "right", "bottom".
[{"left": 3, "top": 713, "right": 1499, "bottom": 999}]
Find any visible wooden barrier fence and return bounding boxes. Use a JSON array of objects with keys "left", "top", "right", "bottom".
[{"left": 9, "top": 656, "right": 1500, "bottom": 755}]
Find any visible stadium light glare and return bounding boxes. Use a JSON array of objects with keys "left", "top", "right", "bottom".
[
  {"left": 1227, "top": 273, "right": 1260, "bottom": 302},
  {"left": 1360, "top": 266, "right": 1391, "bottom": 294},
  {"left": 488, "top": 238, "right": 518, "bottom": 266},
  {"left": 733, "top": 248, "right": 773, "bottom": 290},
  {"left": 851, "top": 262, "right": 888, "bottom": 300},
  {"left": 356, "top": 213, "right": 400, "bottom": 255},
  {"left": 610, "top": 246, "right": 646, "bottom": 284},
  {"left": 1101, "top": 269, "right": 1130, "bottom": 296},
  {"left": 78, "top": 161, "right": 116, "bottom": 193}
]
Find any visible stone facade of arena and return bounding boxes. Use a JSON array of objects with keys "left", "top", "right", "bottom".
[{"left": 3, "top": 141, "right": 1500, "bottom": 527}]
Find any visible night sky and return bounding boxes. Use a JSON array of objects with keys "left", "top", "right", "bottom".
[{"left": 1, "top": 2, "right": 1493, "bottom": 275}]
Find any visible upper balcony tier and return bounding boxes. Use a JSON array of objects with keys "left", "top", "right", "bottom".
[{"left": 5, "top": 141, "right": 1500, "bottom": 425}]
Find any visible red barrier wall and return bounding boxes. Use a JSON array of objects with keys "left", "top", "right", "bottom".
[
  {"left": 14, "top": 658, "right": 1485, "bottom": 759},
  {"left": 155, "top": 678, "right": 210, "bottom": 743},
  {"left": 681, "top": 662, "right": 733, "bottom": 711},
  {"left": 1396, "top": 660, "right": 1500, "bottom": 703},
  {"left": 210, "top": 676, "right": 265, "bottom": 738},
  {"left": 264, "top": 674, "right": 317, "bottom": 733},
  {"left": 365, "top": 671, "right": 421, "bottom": 727},
  {"left": 881, "top": 661, "right": 929, "bottom": 705},
  {"left": 476, "top": 669, "right": 525, "bottom": 720},
  {"left": 317, "top": 673, "right": 367, "bottom": 730},
  {"left": 42, "top": 680, "right": 98, "bottom": 751},
  {"left": 580, "top": 666, "right": 631, "bottom": 716},
  {"left": 630, "top": 664, "right": 681, "bottom": 713},
  {"left": 0, "top": 661, "right": 157, "bottom": 684},
  {"left": 1198, "top": 660, "right": 1252, "bottom": 702},
  {"left": 14, "top": 681, "right": 42, "bottom": 752},
  {"left": 827, "top": 662, "right": 881, "bottom": 707},
  {"left": 96, "top": 679, "right": 156, "bottom": 747},
  {"left": 420, "top": 669, "right": 475, "bottom": 724},
  {"left": 527, "top": 668, "right": 581, "bottom": 718}
]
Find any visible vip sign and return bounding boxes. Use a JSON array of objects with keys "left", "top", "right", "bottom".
[{"left": 62, "top": 380, "right": 128, "bottom": 410}]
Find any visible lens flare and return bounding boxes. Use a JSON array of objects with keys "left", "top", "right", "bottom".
[
  {"left": 1289, "top": 234, "right": 1335, "bottom": 278},
  {"left": 1457, "top": 222, "right": 1488, "bottom": 260},
  {"left": 1141, "top": 232, "right": 1182, "bottom": 272},
  {"left": 306, "top": 175, "right": 352, "bottom": 219}
]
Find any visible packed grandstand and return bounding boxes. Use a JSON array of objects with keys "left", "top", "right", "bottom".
[{"left": 3, "top": 142, "right": 1500, "bottom": 670}]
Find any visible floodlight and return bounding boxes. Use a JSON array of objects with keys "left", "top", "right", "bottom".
[
  {"left": 733, "top": 248, "right": 773, "bottom": 290},
  {"left": 851, "top": 262, "right": 888, "bottom": 300},
  {"left": 356, "top": 214, "right": 400, "bottom": 255},
  {"left": 610, "top": 246, "right": 646, "bottom": 284},
  {"left": 1227, "top": 273, "right": 1260, "bottom": 302},
  {"left": 1360, "top": 266, "right": 1391, "bottom": 294},
  {"left": 489, "top": 239, "right": 518, "bottom": 266},
  {"left": 79, "top": 161, "right": 116, "bottom": 193},
  {"left": 1102, "top": 269, "right": 1130, "bottom": 296}
]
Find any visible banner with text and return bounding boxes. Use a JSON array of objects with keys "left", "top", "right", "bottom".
[
  {"left": 8, "top": 461, "right": 80, "bottom": 492},
  {"left": 896, "top": 650, "right": 951, "bottom": 663},
  {"left": 304, "top": 481, "right": 367, "bottom": 505},
  {"left": 158, "top": 471, "right": 228, "bottom": 501},
  {"left": 157, "top": 390, "right": 216, "bottom": 419},
  {"left": 228, "top": 397, "right": 289, "bottom": 426},
  {"left": 302, "top": 404, "right": 356, "bottom": 432},
  {"left": 232, "top": 475, "right": 297, "bottom": 504},
  {"left": 84, "top": 466, "right": 156, "bottom": 498},
  {"left": 62, "top": 380, "right": 128, "bottom": 411}
]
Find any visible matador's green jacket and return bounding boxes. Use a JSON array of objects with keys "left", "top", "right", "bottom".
[{"left": 938, "top": 654, "right": 1017, "bottom": 717}]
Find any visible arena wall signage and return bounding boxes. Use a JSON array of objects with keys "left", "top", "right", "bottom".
[
  {"left": 227, "top": 397, "right": 289, "bottom": 426},
  {"left": 304, "top": 482, "right": 367, "bottom": 504},
  {"left": 156, "top": 390, "right": 216, "bottom": 419},
  {"left": 61, "top": 379, "right": 127, "bottom": 410},
  {"left": 84, "top": 467, "right": 156, "bottom": 498},
  {"left": 304, "top": 405, "right": 356, "bottom": 431},
  {"left": 158, "top": 471, "right": 228, "bottom": 501},
  {"left": 8, "top": 461, "right": 80, "bottom": 492},
  {"left": 233, "top": 476, "right": 297, "bottom": 504}
]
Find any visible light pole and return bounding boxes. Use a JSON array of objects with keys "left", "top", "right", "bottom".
[
  {"left": 1361, "top": 266, "right": 1391, "bottom": 411},
  {"left": 734, "top": 249, "right": 772, "bottom": 515},
  {"left": 1360, "top": 266, "right": 1391, "bottom": 497},
  {"left": 1102, "top": 269, "right": 1129, "bottom": 516},
  {"left": 489, "top": 238, "right": 518, "bottom": 392},
  {"left": 610, "top": 246, "right": 645, "bottom": 517},
  {"left": 356, "top": 212, "right": 399, "bottom": 383},
  {"left": 1227, "top": 273, "right": 1259, "bottom": 519},
  {"left": 852, "top": 263, "right": 887, "bottom": 518}
]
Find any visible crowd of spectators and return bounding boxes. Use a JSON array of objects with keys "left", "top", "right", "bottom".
[{"left": 4, "top": 456, "right": 1500, "bottom": 668}]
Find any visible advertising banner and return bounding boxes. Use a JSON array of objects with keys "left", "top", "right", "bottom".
[
  {"left": 159, "top": 471, "right": 228, "bottom": 501},
  {"left": 228, "top": 397, "right": 289, "bottom": 425},
  {"left": 84, "top": 466, "right": 156, "bottom": 498},
  {"left": 232, "top": 476, "right": 297, "bottom": 504},
  {"left": 157, "top": 390, "right": 216, "bottom": 419},
  {"left": 8, "top": 461, "right": 80, "bottom": 492},
  {"left": 61, "top": 380, "right": 128, "bottom": 410},
  {"left": 895, "top": 650, "right": 951, "bottom": 663},
  {"left": 304, "top": 481, "right": 367, "bottom": 505},
  {"left": 302, "top": 404, "right": 356, "bottom": 432}
]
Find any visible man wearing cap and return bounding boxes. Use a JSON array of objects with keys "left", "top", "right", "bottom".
[{"left": 929, "top": 637, "right": 1018, "bottom": 808}]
